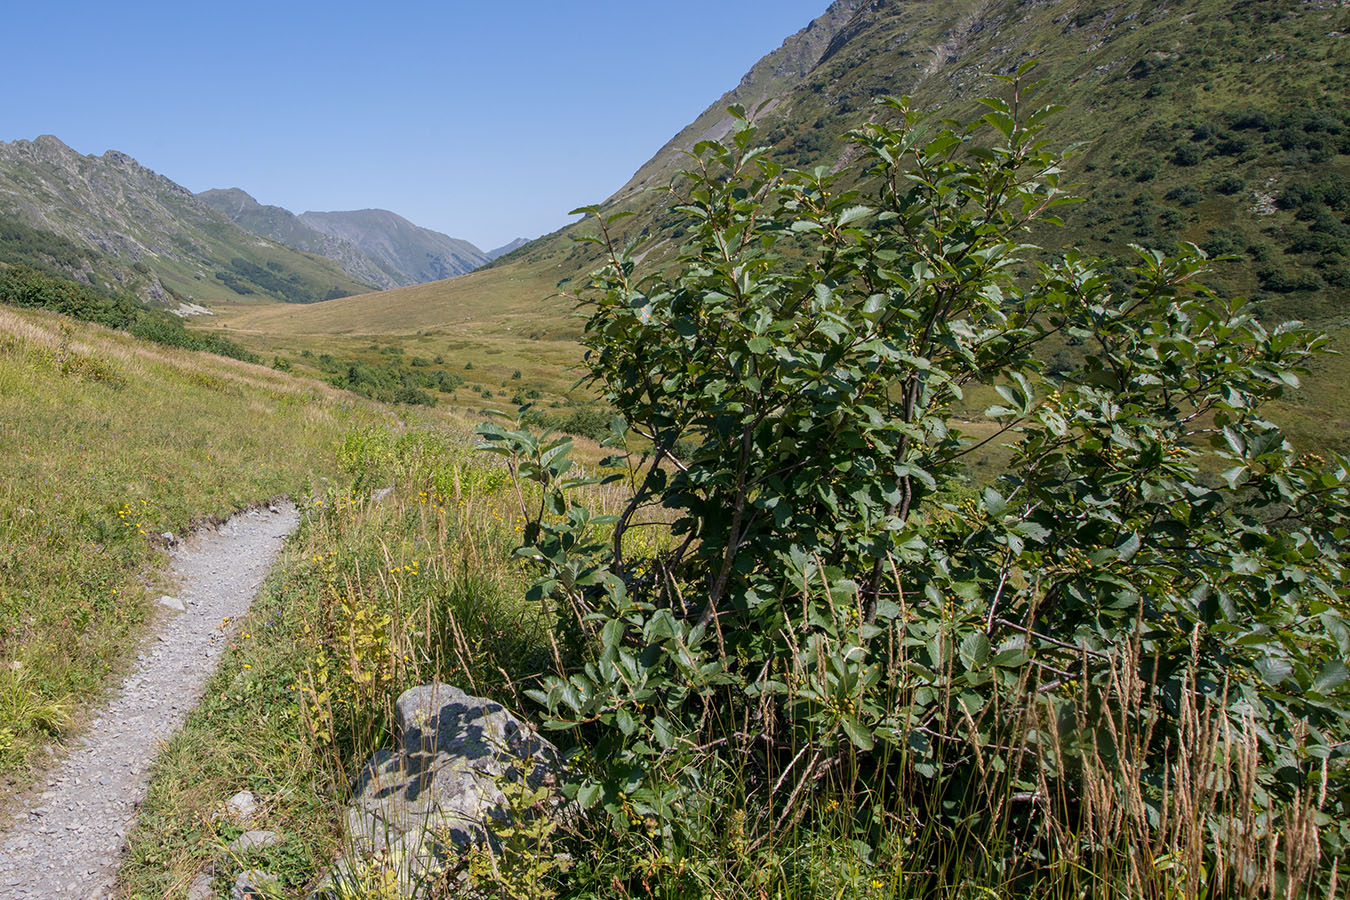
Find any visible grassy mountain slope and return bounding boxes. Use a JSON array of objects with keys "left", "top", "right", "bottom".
[
  {"left": 198, "top": 188, "right": 402, "bottom": 291},
  {"left": 0, "top": 136, "right": 374, "bottom": 305},
  {"left": 214, "top": 0, "right": 1349, "bottom": 449},
  {"left": 298, "top": 208, "right": 489, "bottom": 284}
]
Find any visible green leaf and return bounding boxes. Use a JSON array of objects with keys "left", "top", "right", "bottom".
[
  {"left": 959, "top": 631, "right": 991, "bottom": 671},
  {"left": 576, "top": 782, "right": 603, "bottom": 810},
  {"left": 1254, "top": 655, "right": 1294, "bottom": 686},
  {"left": 840, "top": 715, "right": 875, "bottom": 751},
  {"left": 837, "top": 205, "right": 873, "bottom": 227},
  {"left": 1313, "top": 660, "right": 1349, "bottom": 695}
]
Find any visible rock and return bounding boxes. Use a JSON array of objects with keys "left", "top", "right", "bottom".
[
  {"left": 315, "top": 683, "right": 566, "bottom": 898},
  {"left": 158, "top": 595, "right": 187, "bottom": 612},
  {"left": 161, "top": 531, "right": 177, "bottom": 546},
  {"left": 232, "top": 869, "right": 280, "bottom": 900},
  {"left": 228, "top": 830, "right": 282, "bottom": 853},
  {"left": 187, "top": 869, "right": 215, "bottom": 900},
  {"left": 222, "top": 790, "right": 258, "bottom": 824}
]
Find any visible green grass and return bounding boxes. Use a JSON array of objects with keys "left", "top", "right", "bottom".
[
  {"left": 118, "top": 422, "right": 561, "bottom": 898},
  {"left": 0, "top": 305, "right": 391, "bottom": 782}
]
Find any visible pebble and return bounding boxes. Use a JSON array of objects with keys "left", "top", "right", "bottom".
[
  {"left": 0, "top": 502, "right": 299, "bottom": 899},
  {"left": 227, "top": 830, "right": 282, "bottom": 853},
  {"left": 223, "top": 790, "right": 258, "bottom": 824}
]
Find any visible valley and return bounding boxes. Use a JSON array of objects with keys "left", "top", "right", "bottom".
[{"left": 1, "top": 1, "right": 1348, "bottom": 898}]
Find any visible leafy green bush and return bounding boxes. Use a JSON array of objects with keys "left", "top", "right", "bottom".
[
  {"left": 480, "top": 73, "right": 1349, "bottom": 897},
  {"left": 0, "top": 264, "right": 257, "bottom": 362}
]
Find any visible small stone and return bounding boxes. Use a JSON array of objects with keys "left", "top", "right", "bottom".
[
  {"left": 228, "top": 830, "right": 282, "bottom": 853},
  {"left": 187, "top": 870, "right": 215, "bottom": 900},
  {"left": 158, "top": 595, "right": 187, "bottom": 612},
  {"left": 268, "top": 506, "right": 280, "bottom": 514},
  {"left": 223, "top": 790, "right": 258, "bottom": 823},
  {"left": 161, "top": 532, "right": 176, "bottom": 545},
  {"left": 232, "top": 869, "right": 280, "bottom": 900}
]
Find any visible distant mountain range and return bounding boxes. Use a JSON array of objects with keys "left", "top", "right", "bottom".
[
  {"left": 197, "top": 189, "right": 519, "bottom": 289},
  {"left": 248, "top": 0, "right": 1347, "bottom": 450},
  {"left": 0, "top": 136, "right": 525, "bottom": 305}
]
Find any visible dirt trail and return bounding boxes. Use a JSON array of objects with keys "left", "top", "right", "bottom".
[{"left": 0, "top": 502, "right": 299, "bottom": 900}]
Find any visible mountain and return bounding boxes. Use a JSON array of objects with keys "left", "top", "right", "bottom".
[
  {"left": 0, "top": 136, "right": 373, "bottom": 305},
  {"left": 486, "top": 237, "right": 531, "bottom": 261},
  {"left": 220, "top": 0, "right": 1350, "bottom": 449},
  {"left": 197, "top": 188, "right": 401, "bottom": 291},
  {"left": 199, "top": 189, "right": 495, "bottom": 288},
  {"left": 297, "top": 209, "right": 489, "bottom": 285}
]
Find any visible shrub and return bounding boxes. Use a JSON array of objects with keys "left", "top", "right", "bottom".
[{"left": 480, "top": 73, "right": 1349, "bottom": 897}]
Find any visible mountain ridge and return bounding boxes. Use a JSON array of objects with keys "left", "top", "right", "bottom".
[
  {"left": 296, "top": 208, "right": 489, "bottom": 285},
  {"left": 196, "top": 187, "right": 403, "bottom": 290},
  {"left": 0, "top": 135, "right": 373, "bottom": 305},
  {"left": 199, "top": 188, "right": 493, "bottom": 288},
  {"left": 220, "top": 0, "right": 1349, "bottom": 453}
]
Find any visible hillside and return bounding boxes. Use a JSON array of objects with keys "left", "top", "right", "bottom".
[
  {"left": 199, "top": 188, "right": 495, "bottom": 288},
  {"left": 219, "top": 0, "right": 1348, "bottom": 450},
  {"left": 0, "top": 303, "right": 391, "bottom": 779},
  {"left": 485, "top": 236, "right": 531, "bottom": 260},
  {"left": 298, "top": 208, "right": 489, "bottom": 284},
  {"left": 0, "top": 136, "right": 374, "bottom": 305},
  {"left": 197, "top": 188, "right": 401, "bottom": 290}
]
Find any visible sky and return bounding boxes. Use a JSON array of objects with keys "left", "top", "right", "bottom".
[{"left": 1, "top": 1, "right": 832, "bottom": 251}]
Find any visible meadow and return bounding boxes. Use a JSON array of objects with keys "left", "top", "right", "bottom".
[{"left": 0, "top": 305, "right": 390, "bottom": 782}]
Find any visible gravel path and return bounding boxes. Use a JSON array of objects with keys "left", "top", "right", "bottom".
[{"left": 0, "top": 502, "right": 300, "bottom": 900}]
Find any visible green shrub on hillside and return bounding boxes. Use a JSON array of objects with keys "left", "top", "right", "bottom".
[
  {"left": 0, "top": 264, "right": 257, "bottom": 362},
  {"left": 480, "top": 73, "right": 1349, "bottom": 897}
]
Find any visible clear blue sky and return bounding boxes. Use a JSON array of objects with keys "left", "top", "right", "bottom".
[{"left": 1, "top": 1, "right": 831, "bottom": 250}]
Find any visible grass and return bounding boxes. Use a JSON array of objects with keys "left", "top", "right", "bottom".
[
  {"left": 117, "top": 421, "right": 570, "bottom": 898},
  {"left": 117, "top": 415, "right": 1348, "bottom": 899},
  {"left": 0, "top": 305, "right": 390, "bottom": 783},
  {"left": 204, "top": 258, "right": 594, "bottom": 418}
]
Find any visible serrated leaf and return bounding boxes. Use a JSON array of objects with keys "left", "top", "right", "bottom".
[
  {"left": 840, "top": 715, "right": 875, "bottom": 751},
  {"left": 576, "top": 782, "right": 603, "bottom": 809},
  {"left": 1313, "top": 660, "right": 1349, "bottom": 695},
  {"left": 1254, "top": 655, "right": 1294, "bottom": 686},
  {"left": 837, "top": 205, "right": 873, "bottom": 227},
  {"left": 959, "top": 631, "right": 991, "bottom": 671}
]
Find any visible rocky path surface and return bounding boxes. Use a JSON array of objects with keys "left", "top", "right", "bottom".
[{"left": 0, "top": 502, "right": 300, "bottom": 900}]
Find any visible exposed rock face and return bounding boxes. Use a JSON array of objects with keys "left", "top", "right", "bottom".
[
  {"left": 198, "top": 188, "right": 402, "bottom": 291},
  {"left": 316, "top": 683, "right": 565, "bottom": 898},
  {"left": 610, "top": 0, "right": 873, "bottom": 200},
  {"left": 201, "top": 188, "right": 495, "bottom": 289},
  {"left": 485, "top": 237, "right": 531, "bottom": 261},
  {"left": 299, "top": 209, "right": 490, "bottom": 286},
  {"left": 0, "top": 136, "right": 372, "bottom": 304}
]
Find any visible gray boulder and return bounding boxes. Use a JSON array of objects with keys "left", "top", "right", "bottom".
[
  {"left": 228, "top": 829, "right": 283, "bottom": 854},
  {"left": 316, "top": 683, "right": 565, "bottom": 898}
]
